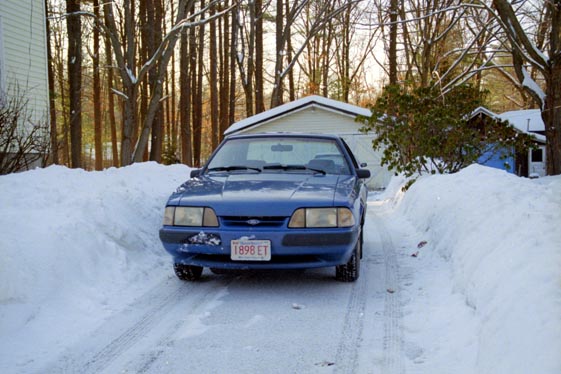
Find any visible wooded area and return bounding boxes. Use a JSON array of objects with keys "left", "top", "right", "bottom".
[{"left": 42, "top": 0, "right": 561, "bottom": 174}]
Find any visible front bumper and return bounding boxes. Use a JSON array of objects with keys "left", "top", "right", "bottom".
[{"left": 159, "top": 225, "right": 359, "bottom": 270}]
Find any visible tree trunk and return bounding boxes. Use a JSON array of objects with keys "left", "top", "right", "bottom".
[
  {"left": 543, "top": 61, "right": 561, "bottom": 175},
  {"left": 149, "top": 0, "right": 164, "bottom": 162},
  {"left": 341, "top": 1, "right": 351, "bottom": 102},
  {"left": 54, "top": 30, "right": 70, "bottom": 165},
  {"left": 271, "top": 0, "right": 284, "bottom": 108},
  {"left": 388, "top": 0, "right": 398, "bottom": 86},
  {"left": 93, "top": 0, "right": 103, "bottom": 170},
  {"left": 121, "top": 84, "right": 137, "bottom": 166},
  {"left": 210, "top": 2, "right": 219, "bottom": 150},
  {"left": 45, "top": 0, "right": 58, "bottom": 164},
  {"left": 104, "top": 29, "right": 119, "bottom": 167},
  {"left": 191, "top": 2, "right": 205, "bottom": 167},
  {"left": 66, "top": 0, "right": 82, "bottom": 168},
  {"left": 229, "top": 2, "right": 237, "bottom": 125},
  {"left": 180, "top": 29, "right": 192, "bottom": 165},
  {"left": 219, "top": 0, "right": 231, "bottom": 141},
  {"left": 255, "top": 0, "right": 265, "bottom": 113},
  {"left": 194, "top": 27, "right": 204, "bottom": 167},
  {"left": 285, "top": 0, "right": 295, "bottom": 102}
]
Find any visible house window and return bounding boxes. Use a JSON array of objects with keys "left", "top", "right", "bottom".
[{"left": 531, "top": 148, "right": 543, "bottom": 163}]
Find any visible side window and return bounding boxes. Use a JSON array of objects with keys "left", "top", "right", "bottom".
[{"left": 531, "top": 148, "right": 543, "bottom": 163}]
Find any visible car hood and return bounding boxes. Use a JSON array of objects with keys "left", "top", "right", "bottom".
[{"left": 168, "top": 173, "right": 358, "bottom": 216}]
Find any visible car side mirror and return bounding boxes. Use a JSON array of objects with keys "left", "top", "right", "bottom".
[
  {"left": 356, "top": 168, "right": 370, "bottom": 179},
  {"left": 190, "top": 169, "right": 202, "bottom": 178}
]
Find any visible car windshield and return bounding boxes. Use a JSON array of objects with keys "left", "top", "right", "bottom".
[{"left": 206, "top": 137, "right": 352, "bottom": 175}]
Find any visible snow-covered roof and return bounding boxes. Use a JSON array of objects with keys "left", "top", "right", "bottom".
[
  {"left": 224, "top": 95, "right": 372, "bottom": 135},
  {"left": 471, "top": 107, "right": 545, "bottom": 143},
  {"left": 497, "top": 109, "right": 544, "bottom": 134},
  {"left": 470, "top": 106, "right": 498, "bottom": 118}
]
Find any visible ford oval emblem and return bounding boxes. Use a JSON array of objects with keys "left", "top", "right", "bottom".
[{"left": 247, "top": 219, "right": 261, "bottom": 226}]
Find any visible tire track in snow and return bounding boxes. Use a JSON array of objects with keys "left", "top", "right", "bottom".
[
  {"left": 333, "top": 250, "right": 369, "bottom": 373},
  {"left": 130, "top": 282, "right": 232, "bottom": 374},
  {"left": 375, "top": 214, "right": 405, "bottom": 374},
  {"left": 42, "top": 276, "right": 228, "bottom": 374}
]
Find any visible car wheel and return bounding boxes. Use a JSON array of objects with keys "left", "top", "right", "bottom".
[
  {"left": 174, "top": 263, "right": 203, "bottom": 281},
  {"left": 335, "top": 234, "right": 361, "bottom": 282}
]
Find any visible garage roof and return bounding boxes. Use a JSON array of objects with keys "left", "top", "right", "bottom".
[{"left": 224, "top": 95, "right": 372, "bottom": 136}]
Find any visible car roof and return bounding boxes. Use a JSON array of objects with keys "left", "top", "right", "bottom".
[{"left": 225, "top": 132, "right": 343, "bottom": 141}]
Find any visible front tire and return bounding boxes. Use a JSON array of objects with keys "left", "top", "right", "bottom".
[
  {"left": 335, "top": 233, "right": 361, "bottom": 282},
  {"left": 174, "top": 263, "right": 203, "bottom": 281}
]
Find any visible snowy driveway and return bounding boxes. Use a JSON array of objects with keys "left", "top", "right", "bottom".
[
  {"left": 3, "top": 164, "right": 559, "bottom": 374},
  {"left": 37, "top": 202, "right": 416, "bottom": 374}
]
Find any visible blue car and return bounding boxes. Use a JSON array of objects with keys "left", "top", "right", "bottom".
[{"left": 159, "top": 133, "right": 370, "bottom": 282}]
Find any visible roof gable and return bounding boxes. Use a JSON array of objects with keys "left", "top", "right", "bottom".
[{"left": 225, "top": 95, "right": 371, "bottom": 135}]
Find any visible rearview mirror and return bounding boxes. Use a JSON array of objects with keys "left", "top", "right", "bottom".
[
  {"left": 271, "top": 144, "right": 293, "bottom": 152},
  {"left": 190, "top": 169, "right": 202, "bottom": 178}
]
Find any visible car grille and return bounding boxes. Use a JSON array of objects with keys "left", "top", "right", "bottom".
[{"left": 220, "top": 216, "right": 287, "bottom": 228}]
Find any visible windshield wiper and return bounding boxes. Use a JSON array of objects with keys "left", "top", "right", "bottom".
[
  {"left": 262, "top": 164, "right": 326, "bottom": 175},
  {"left": 207, "top": 165, "right": 262, "bottom": 173}
]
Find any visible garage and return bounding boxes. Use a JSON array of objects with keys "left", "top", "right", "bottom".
[{"left": 224, "top": 95, "right": 392, "bottom": 189}]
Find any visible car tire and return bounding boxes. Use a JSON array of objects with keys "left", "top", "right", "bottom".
[
  {"left": 174, "top": 263, "right": 203, "bottom": 281},
  {"left": 359, "top": 226, "right": 364, "bottom": 259},
  {"left": 335, "top": 232, "right": 361, "bottom": 282}
]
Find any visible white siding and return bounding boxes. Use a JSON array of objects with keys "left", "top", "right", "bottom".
[
  {"left": 238, "top": 106, "right": 392, "bottom": 189},
  {"left": 0, "top": 0, "right": 49, "bottom": 124},
  {"left": 239, "top": 107, "right": 364, "bottom": 135}
]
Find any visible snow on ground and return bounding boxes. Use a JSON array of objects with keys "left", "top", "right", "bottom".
[
  {"left": 0, "top": 162, "right": 560, "bottom": 373},
  {"left": 0, "top": 162, "right": 191, "bottom": 370},
  {"left": 394, "top": 165, "right": 561, "bottom": 374}
]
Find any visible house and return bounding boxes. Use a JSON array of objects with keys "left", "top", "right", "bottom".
[
  {"left": 471, "top": 107, "right": 546, "bottom": 177},
  {"left": 0, "top": 0, "right": 50, "bottom": 170},
  {"left": 224, "top": 95, "right": 393, "bottom": 189}
]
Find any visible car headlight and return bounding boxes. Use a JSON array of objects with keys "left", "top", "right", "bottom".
[
  {"left": 288, "top": 208, "right": 355, "bottom": 228},
  {"left": 163, "top": 206, "right": 219, "bottom": 227}
]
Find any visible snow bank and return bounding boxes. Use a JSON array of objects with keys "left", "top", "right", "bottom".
[
  {"left": 398, "top": 165, "right": 561, "bottom": 374},
  {"left": 0, "top": 163, "right": 190, "bottom": 336}
]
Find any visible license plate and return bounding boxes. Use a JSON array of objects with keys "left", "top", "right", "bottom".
[{"left": 231, "top": 240, "right": 271, "bottom": 261}]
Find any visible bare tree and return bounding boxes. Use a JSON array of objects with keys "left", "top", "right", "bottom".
[
  {"left": 93, "top": 0, "right": 103, "bottom": 170},
  {"left": 179, "top": 27, "right": 192, "bottom": 165},
  {"left": 1, "top": 87, "right": 50, "bottom": 174},
  {"left": 45, "top": 0, "right": 59, "bottom": 165},
  {"left": 270, "top": 0, "right": 358, "bottom": 107},
  {"left": 104, "top": 27, "right": 119, "bottom": 167},
  {"left": 490, "top": 0, "right": 561, "bottom": 175},
  {"left": 72, "top": 0, "right": 233, "bottom": 166},
  {"left": 66, "top": 0, "right": 82, "bottom": 168},
  {"left": 209, "top": 1, "right": 219, "bottom": 149}
]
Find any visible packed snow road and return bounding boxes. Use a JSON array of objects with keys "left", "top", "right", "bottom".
[{"left": 39, "top": 204, "right": 407, "bottom": 374}]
